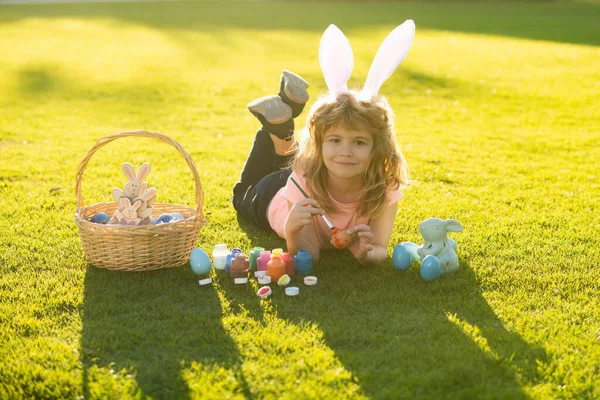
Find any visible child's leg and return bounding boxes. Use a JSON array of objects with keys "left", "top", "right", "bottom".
[
  {"left": 233, "top": 96, "right": 294, "bottom": 201},
  {"left": 232, "top": 126, "right": 295, "bottom": 227},
  {"left": 232, "top": 71, "right": 309, "bottom": 227}
]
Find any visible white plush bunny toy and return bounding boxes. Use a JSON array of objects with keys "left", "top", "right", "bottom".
[
  {"left": 417, "top": 218, "right": 463, "bottom": 274},
  {"left": 112, "top": 162, "right": 157, "bottom": 225}
]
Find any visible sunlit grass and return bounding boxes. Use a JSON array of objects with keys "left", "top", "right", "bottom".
[{"left": 1, "top": 1, "right": 599, "bottom": 399}]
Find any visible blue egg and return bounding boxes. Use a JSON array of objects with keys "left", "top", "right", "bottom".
[
  {"left": 190, "top": 248, "right": 212, "bottom": 275},
  {"left": 90, "top": 212, "right": 110, "bottom": 224},
  {"left": 392, "top": 244, "right": 412, "bottom": 271},
  {"left": 401, "top": 241, "right": 420, "bottom": 263},
  {"left": 420, "top": 255, "right": 441, "bottom": 281},
  {"left": 155, "top": 214, "right": 173, "bottom": 224},
  {"left": 170, "top": 212, "right": 184, "bottom": 221},
  {"left": 448, "top": 238, "right": 457, "bottom": 252}
]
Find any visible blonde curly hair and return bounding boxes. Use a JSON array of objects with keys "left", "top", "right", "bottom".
[{"left": 292, "top": 91, "right": 409, "bottom": 218}]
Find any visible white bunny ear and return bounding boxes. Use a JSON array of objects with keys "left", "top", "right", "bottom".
[
  {"left": 122, "top": 197, "right": 132, "bottom": 207},
  {"left": 122, "top": 163, "right": 136, "bottom": 182},
  {"left": 132, "top": 200, "right": 142, "bottom": 210},
  {"left": 137, "top": 162, "right": 151, "bottom": 181},
  {"left": 319, "top": 24, "right": 354, "bottom": 96},
  {"left": 362, "top": 19, "right": 415, "bottom": 98}
]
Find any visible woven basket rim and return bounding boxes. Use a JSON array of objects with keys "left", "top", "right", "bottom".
[
  {"left": 75, "top": 202, "right": 207, "bottom": 231},
  {"left": 75, "top": 130, "right": 204, "bottom": 220}
]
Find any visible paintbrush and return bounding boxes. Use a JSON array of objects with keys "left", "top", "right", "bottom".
[
  {"left": 289, "top": 176, "right": 335, "bottom": 230},
  {"left": 289, "top": 176, "right": 353, "bottom": 249}
]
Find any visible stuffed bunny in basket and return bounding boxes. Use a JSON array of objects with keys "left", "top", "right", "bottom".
[
  {"left": 417, "top": 218, "right": 463, "bottom": 274},
  {"left": 110, "top": 162, "right": 157, "bottom": 225},
  {"left": 113, "top": 198, "right": 143, "bottom": 225}
]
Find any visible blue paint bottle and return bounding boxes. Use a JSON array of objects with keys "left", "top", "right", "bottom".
[
  {"left": 226, "top": 248, "right": 242, "bottom": 273},
  {"left": 294, "top": 249, "right": 313, "bottom": 275}
]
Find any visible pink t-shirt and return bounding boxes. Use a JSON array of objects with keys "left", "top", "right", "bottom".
[{"left": 267, "top": 171, "right": 402, "bottom": 251}]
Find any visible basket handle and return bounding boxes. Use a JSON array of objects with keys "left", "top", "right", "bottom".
[{"left": 75, "top": 130, "right": 204, "bottom": 219}]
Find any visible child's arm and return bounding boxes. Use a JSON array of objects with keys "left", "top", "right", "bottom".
[
  {"left": 350, "top": 202, "right": 399, "bottom": 265},
  {"left": 284, "top": 199, "right": 323, "bottom": 262}
]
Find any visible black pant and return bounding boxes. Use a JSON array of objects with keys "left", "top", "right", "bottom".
[{"left": 232, "top": 128, "right": 294, "bottom": 229}]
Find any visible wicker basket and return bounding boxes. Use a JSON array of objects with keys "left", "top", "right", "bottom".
[{"left": 74, "top": 130, "right": 207, "bottom": 271}]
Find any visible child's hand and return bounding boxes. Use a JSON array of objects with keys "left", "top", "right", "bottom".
[
  {"left": 347, "top": 224, "right": 374, "bottom": 262},
  {"left": 284, "top": 198, "right": 324, "bottom": 236}
]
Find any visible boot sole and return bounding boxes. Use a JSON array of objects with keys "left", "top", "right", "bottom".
[
  {"left": 282, "top": 70, "right": 309, "bottom": 104},
  {"left": 247, "top": 95, "right": 292, "bottom": 125}
]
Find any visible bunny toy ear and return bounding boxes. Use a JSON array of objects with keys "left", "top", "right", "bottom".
[
  {"left": 444, "top": 219, "right": 463, "bottom": 233},
  {"left": 362, "top": 19, "right": 415, "bottom": 98},
  {"left": 144, "top": 187, "right": 157, "bottom": 200},
  {"left": 138, "top": 182, "right": 148, "bottom": 197},
  {"left": 122, "top": 163, "right": 136, "bottom": 181},
  {"left": 137, "top": 162, "right": 151, "bottom": 181},
  {"left": 319, "top": 24, "right": 354, "bottom": 97}
]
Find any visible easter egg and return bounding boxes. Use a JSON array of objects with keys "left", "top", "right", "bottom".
[
  {"left": 401, "top": 241, "right": 420, "bottom": 263},
  {"left": 448, "top": 238, "right": 457, "bottom": 252},
  {"left": 331, "top": 228, "right": 352, "bottom": 249},
  {"left": 420, "top": 255, "right": 441, "bottom": 281},
  {"left": 170, "top": 212, "right": 184, "bottom": 221},
  {"left": 392, "top": 244, "right": 412, "bottom": 271},
  {"left": 90, "top": 212, "right": 110, "bottom": 224},
  {"left": 155, "top": 213, "right": 173, "bottom": 224},
  {"left": 190, "top": 248, "right": 212, "bottom": 275}
]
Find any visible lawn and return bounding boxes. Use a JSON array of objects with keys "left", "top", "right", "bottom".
[{"left": 1, "top": 1, "right": 599, "bottom": 398}]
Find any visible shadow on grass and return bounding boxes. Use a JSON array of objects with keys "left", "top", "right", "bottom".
[
  {"left": 0, "top": 1, "right": 599, "bottom": 47},
  {"left": 12, "top": 62, "right": 192, "bottom": 107},
  {"left": 234, "top": 210, "right": 548, "bottom": 397},
  {"left": 268, "top": 252, "right": 548, "bottom": 399},
  {"left": 80, "top": 266, "right": 249, "bottom": 398}
]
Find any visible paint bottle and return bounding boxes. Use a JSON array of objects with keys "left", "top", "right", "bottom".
[
  {"left": 229, "top": 253, "right": 249, "bottom": 278},
  {"left": 281, "top": 252, "right": 295, "bottom": 278},
  {"left": 294, "top": 249, "right": 313, "bottom": 275},
  {"left": 267, "top": 253, "right": 286, "bottom": 281},
  {"left": 248, "top": 247, "right": 264, "bottom": 272},
  {"left": 257, "top": 251, "right": 271, "bottom": 271},
  {"left": 272, "top": 248, "right": 283, "bottom": 257},
  {"left": 226, "top": 248, "right": 242, "bottom": 273},
  {"left": 212, "top": 244, "right": 229, "bottom": 270}
]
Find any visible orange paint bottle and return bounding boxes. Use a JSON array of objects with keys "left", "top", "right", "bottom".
[{"left": 266, "top": 253, "right": 286, "bottom": 281}]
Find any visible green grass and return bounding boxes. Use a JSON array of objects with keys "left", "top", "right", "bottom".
[{"left": 1, "top": 1, "right": 599, "bottom": 398}]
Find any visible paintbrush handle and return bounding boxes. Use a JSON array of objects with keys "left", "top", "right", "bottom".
[{"left": 290, "top": 177, "right": 335, "bottom": 230}]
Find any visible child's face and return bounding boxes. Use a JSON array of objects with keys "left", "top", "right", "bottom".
[{"left": 321, "top": 125, "right": 374, "bottom": 182}]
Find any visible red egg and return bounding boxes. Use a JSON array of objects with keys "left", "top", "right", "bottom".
[{"left": 331, "top": 228, "right": 352, "bottom": 249}]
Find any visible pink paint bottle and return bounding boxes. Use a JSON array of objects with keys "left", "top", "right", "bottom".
[
  {"left": 281, "top": 252, "right": 295, "bottom": 278},
  {"left": 257, "top": 251, "right": 271, "bottom": 271}
]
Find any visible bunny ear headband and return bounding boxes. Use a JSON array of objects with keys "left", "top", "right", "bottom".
[{"left": 319, "top": 19, "right": 415, "bottom": 98}]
